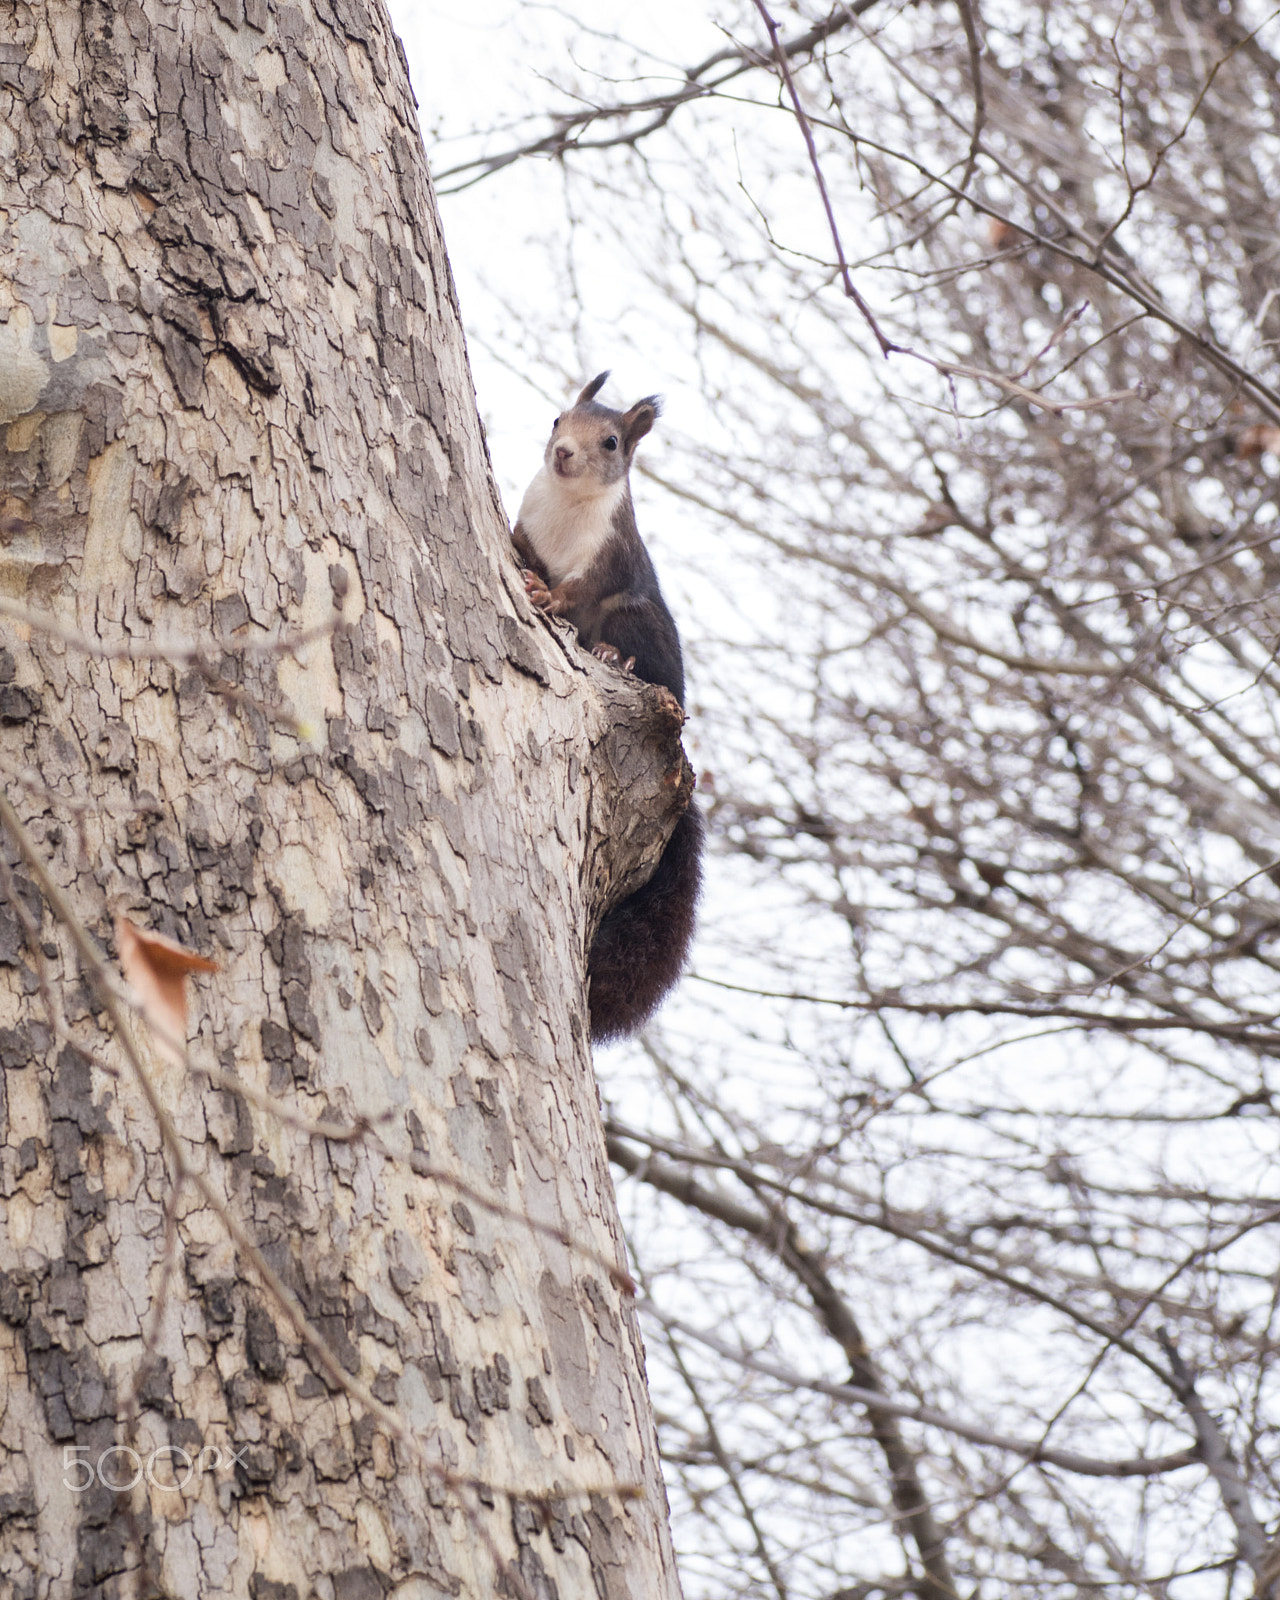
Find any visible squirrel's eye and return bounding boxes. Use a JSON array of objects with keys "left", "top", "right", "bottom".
[
  {"left": 602, "top": 436, "right": 618, "bottom": 452},
  {"left": 552, "top": 415, "right": 562, "bottom": 429}
]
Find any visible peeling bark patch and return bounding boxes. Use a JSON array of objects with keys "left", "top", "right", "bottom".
[
  {"left": 245, "top": 1301, "right": 287, "bottom": 1380},
  {"left": 526, "top": 1375, "right": 554, "bottom": 1428},
  {"left": 266, "top": 911, "right": 320, "bottom": 1047},
  {"left": 501, "top": 1543, "right": 561, "bottom": 1600},
  {"left": 0, "top": 878, "right": 39, "bottom": 967},
  {"left": 473, "top": 1351, "right": 511, "bottom": 1414},
  {"left": 250, "top": 1578, "right": 299, "bottom": 1600},
  {"left": 48, "top": 1043, "right": 113, "bottom": 1136},
  {"left": 157, "top": 319, "right": 206, "bottom": 407},
  {"left": 0, "top": 685, "right": 40, "bottom": 726},
  {"left": 360, "top": 972, "right": 383, "bottom": 1036}
]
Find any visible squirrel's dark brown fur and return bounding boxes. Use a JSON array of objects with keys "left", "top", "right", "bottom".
[{"left": 512, "top": 371, "right": 703, "bottom": 1041}]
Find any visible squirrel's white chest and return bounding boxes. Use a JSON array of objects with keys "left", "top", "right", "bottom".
[{"left": 515, "top": 469, "right": 624, "bottom": 585}]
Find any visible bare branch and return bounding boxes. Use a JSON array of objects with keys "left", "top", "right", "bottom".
[
  {"left": 431, "top": 2, "right": 882, "bottom": 190},
  {"left": 652, "top": 1307, "right": 1198, "bottom": 1480},
  {"left": 1157, "top": 1328, "right": 1275, "bottom": 1590}
]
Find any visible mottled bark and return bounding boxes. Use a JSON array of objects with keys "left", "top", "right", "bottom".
[{"left": 0, "top": 2, "right": 686, "bottom": 1596}]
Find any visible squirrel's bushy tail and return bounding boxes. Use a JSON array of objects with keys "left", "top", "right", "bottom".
[{"left": 588, "top": 803, "right": 704, "bottom": 1043}]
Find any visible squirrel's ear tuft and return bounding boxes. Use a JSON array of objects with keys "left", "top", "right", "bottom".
[
  {"left": 576, "top": 371, "right": 610, "bottom": 405},
  {"left": 622, "top": 395, "right": 662, "bottom": 452}
]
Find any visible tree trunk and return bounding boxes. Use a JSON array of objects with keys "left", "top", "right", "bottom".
[{"left": 0, "top": 3, "right": 686, "bottom": 1596}]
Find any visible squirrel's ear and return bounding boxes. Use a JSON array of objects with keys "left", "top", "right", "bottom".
[
  {"left": 622, "top": 395, "right": 662, "bottom": 452},
  {"left": 576, "top": 371, "right": 610, "bottom": 405}
]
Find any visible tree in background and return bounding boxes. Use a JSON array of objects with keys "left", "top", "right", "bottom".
[
  {"left": 429, "top": 2, "right": 1280, "bottom": 1594},
  {"left": 0, "top": 0, "right": 688, "bottom": 1593}
]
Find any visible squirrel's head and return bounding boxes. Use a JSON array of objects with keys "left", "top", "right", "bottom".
[{"left": 543, "top": 371, "right": 662, "bottom": 495}]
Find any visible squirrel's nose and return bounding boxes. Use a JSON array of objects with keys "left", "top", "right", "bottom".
[{"left": 554, "top": 443, "right": 574, "bottom": 464}]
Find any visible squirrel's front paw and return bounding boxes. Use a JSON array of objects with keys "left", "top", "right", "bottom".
[
  {"left": 592, "top": 642, "right": 637, "bottom": 673},
  {"left": 523, "top": 569, "right": 553, "bottom": 608}
]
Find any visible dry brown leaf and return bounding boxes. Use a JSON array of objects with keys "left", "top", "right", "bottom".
[
  {"left": 1233, "top": 423, "right": 1280, "bottom": 460},
  {"left": 116, "top": 916, "right": 218, "bottom": 1063}
]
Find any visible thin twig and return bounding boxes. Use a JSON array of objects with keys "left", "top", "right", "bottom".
[
  {"left": 193, "top": 1059, "right": 637, "bottom": 1292},
  {"left": 1098, "top": 855, "right": 1280, "bottom": 990},
  {"left": 1090, "top": 8, "right": 1279, "bottom": 262},
  {"left": 121, "top": 1176, "right": 186, "bottom": 1422},
  {"left": 954, "top": 0, "right": 986, "bottom": 195},
  {"left": 750, "top": 0, "right": 896, "bottom": 357},
  {"left": 413, "top": 1163, "right": 637, "bottom": 1295},
  {"left": 649, "top": 1306, "right": 1198, "bottom": 1480},
  {"left": 195, "top": 1059, "right": 399, "bottom": 1144},
  {"left": 0, "top": 753, "right": 164, "bottom": 818},
  {"left": 0, "top": 595, "right": 342, "bottom": 664},
  {"left": 689, "top": 973, "right": 1280, "bottom": 1050}
]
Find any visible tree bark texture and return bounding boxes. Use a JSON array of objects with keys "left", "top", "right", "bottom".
[{"left": 0, "top": 2, "right": 687, "bottom": 1596}]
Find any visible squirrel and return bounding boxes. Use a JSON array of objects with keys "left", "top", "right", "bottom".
[{"left": 512, "top": 371, "right": 703, "bottom": 1043}]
